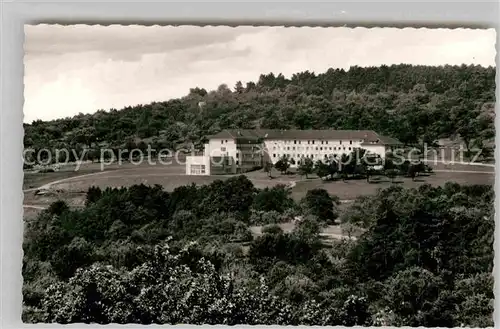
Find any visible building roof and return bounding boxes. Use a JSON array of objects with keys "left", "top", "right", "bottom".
[
  {"left": 378, "top": 135, "right": 404, "bottom": 145},
  {"left": 208, "top": 130, "right": 260, "bottom": 139},
  {"left": 208, "top": 129, "right": 402, "bottom": 145}
]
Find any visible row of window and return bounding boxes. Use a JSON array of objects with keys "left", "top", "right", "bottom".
[
  {"left": 272, "top": 146, "right": 352, "bottom": 152},
  {"left": 190, "top": 164, "right": 206, "bottom": 174},
  {"left": 272, "top": 153, "right": 338, "bottom": 160},
  {"left": 282, "top": 139, "right": 359, "bottom": 145},
  {"left": 221, "top": 139, "right": 360, "bottom": 145},
  {"left": 221, "top": 147, "right": 260, "bottom": 152},
  {"left": 216, "top": 148, "right": 260, "bottom": 160}
]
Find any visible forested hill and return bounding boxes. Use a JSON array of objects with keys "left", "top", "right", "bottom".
[{"left": 24, "top": 64, "right": 496, "bottom": 153}]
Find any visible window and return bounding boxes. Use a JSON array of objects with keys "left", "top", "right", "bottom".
[
  {"left": 307, "top": 140, "right": 310, "bottom": 144},
  {"left": 273, "top": 146, "right": 276, "bottom": 150},
  {"left": 348, "top": 147, "right": 351, "bottom": 151},
  {"left": 306, "top": 147, "right": 309, "bottom": 150},
  {"left": 360, "top": 139, "right": 363, "bottom": 142},
  {"left": 350, "top": 140, "right": 352, "bottom": 145},
  {"left": 221, "top": 140, "right": 224, "bottom": 144},
  {"left": 329, "top": 147, "right": 332, "bottom": 150},
  {"left": 294, "top": 140, "right": 297, "bottom": 144},
  {"left": 340, "top": 140, "right": 342, "bottom": 144},
  {"left": 225, "top": 140, "right": 228, "bottom": 143},
  {"left": 326, "top": 141, "right": 328, "bottom": 144},
  {"left": 299, "top": 141, "right": 301, "bottom": 144},
  {"left": 190, "top": 164, "right": 206, "bottom": 175},
  {"left": 312, "top": 140, "right": 315, "bottom": 144},
  {"left": 343, "top": 147, "right": 346, "bottom": 151},
  {"left": 273, "top": 154, "right": 276, "bottom": 158},
  {"left": 320, "top": 147, "right": 323, "bottom": 151},
  {"left": 287, "top": 147, "right": 290, "bottom": 151},
  {"left": 315, "top": 147, "right": 318, "bottom": 151},
  {"left": 221, "top": 147, "right": 226, "bottom": 152},
  {"left": 321, "top": 141, "right": 324, "bottom": 145},
  {"left": 334, "top": 147, "right": 336, "bottom": 151},
  {"left": 293, "top": 147, "right": 296, "bottom": 150}
]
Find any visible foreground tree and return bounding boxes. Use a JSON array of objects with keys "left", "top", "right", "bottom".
[{"left": 314, "top": 160, "right": 330, "bottom": 180}]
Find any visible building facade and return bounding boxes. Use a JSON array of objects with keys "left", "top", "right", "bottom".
[{"left": 186, "top": 129, "right": 402, "bottom": 175}]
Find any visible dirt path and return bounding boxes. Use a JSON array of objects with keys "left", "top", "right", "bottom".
[
  {"left": 23, "top": 170, "right": 120, "bottom": 211},
  {"left": 23, "top": 205, "right": 47, "bottom": 210},
  {"left": 23, "top": 170, "right": 111, "bottom": 192}
]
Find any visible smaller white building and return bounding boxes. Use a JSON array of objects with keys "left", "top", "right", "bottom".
[{"left": 185, "top": 155, "right": 211, "bottom": 175}]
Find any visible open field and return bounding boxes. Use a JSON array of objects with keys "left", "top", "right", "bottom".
[
  {"left": 23, "top": 159, "right": 494, "bottom": 219},
  {"left": 24, "top": 168, "right": 100, "bottom": 190},
  {"left": 290, "top": 172, "right": 494, "bottom": 200},
  {"left": 43, "top": 168, "right": 294, "bottom": 192}
]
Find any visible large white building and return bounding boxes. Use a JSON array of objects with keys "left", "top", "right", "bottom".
[{"left": 186, "top": 129, "right": 402, "bottom": 175}]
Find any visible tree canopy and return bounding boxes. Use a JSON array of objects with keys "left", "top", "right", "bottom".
[
  {"left": 24, "top": 64, "right": 495, "bottom": 164},
  {"left": 23, "top": 179, "right": 494, "bottom": 326}
]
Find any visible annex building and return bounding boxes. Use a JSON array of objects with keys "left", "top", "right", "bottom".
[{"left": 186, "top": 129, "right": 402, "bottom": 176}]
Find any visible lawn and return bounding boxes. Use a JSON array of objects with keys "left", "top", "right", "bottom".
[
  {"left": 290, "top": 171, "right": 494, "bottom": 200},
  {"left": 26, "top": 162, "right": 494, "bottom": 201},
  {"left": 24, "top": 170, "right": 99, "bottom": 190},
  {"left": 43, "top": 166, "right": 292, "bottom": 192}
]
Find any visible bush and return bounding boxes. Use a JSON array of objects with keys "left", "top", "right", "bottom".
[
  {"left": 38, "top": 168, "right": 55, "bottom": 173},
  {"left": 300, "top": 189, "right": 339, "bottom": 223},
  {"left": 249, "top": 210, "right": 289, "bottom": 226},
  {"left": 262, "top": 224, "right": 284, "bottom": 235}
]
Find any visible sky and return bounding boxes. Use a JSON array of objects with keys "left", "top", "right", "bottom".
[{"left": 24, "top": 25, "right": 496, "bottom": 123}]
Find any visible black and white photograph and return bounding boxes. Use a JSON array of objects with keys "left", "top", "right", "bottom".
[{"left": 22, "top": 25, "right": 496, "bottom": 326}]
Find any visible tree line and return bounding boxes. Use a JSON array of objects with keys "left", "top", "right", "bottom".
[{"left": 269, "top": 148, "right": 432, "bottom": 183}]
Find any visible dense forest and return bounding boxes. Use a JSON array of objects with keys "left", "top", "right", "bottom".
[
  {"left": 23, "top": 178, "right": 494, "bottom": 326},
  {"left": 24, "top": 64, "right": 495, "bottom": 163},
  {"left": 23, "top": 64, "right": 495, "bottom": 325}
]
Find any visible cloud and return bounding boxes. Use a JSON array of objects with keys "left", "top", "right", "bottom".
[
  {"left": 24, "top": 25, "right": 262, "bottom": 61},
  {"left": 23, "top": 26, "right": 496, "bottom": 123}
]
